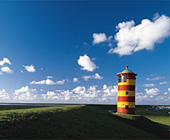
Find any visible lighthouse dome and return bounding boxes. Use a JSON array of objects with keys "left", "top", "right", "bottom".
[{"left": 121, "top": 65, "right": 133, "bottom": 73}]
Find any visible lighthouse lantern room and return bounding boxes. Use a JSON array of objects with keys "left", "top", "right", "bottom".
[{"left": 117, "top": 66, "right": 137, "bottom": 114}]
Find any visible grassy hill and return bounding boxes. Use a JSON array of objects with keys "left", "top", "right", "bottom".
[{"left": 0, "top": 104, "right": 169, "bottom": 139}]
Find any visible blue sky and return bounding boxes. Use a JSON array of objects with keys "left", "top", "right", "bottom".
[{"left": 0, "top": 1, "right": 169, "bottom": 104}]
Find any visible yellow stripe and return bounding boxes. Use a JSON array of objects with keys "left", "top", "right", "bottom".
[
  {"left": 118, "top": 91, "right": 135, "bottom": 97},
  {"left": 117, "top": 102, "right": 135, "bottom": 108},
  {"left": 118, "top": 79, "right": 136, "bottom": 86}
]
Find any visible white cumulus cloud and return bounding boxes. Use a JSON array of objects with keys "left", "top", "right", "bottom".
[
  {"left": 77, "top": 54, "right": 97, "bottom": 72},
  {"left": 41, "top": 84, "right": 118, "bottom": 103},
  {"left": 159, "top": 81, "right": 169, "bottom": 85},
  {"left": 0, "top": 58, "right": 13, "bottom": 75},
  {"left": 168, "top": 88, "right": 170, "bottom": 92},
  {"left": 0, "top": 58, "right": 11, "bottom": 66},
  {"left": 72, "top": 86, "right": 86, "bottom": 94},
  {"left": 30, "top": 79, "right": 66, "bottom": 85},
  {"left": 136, "top": 87, "right": 170, "bottom": 105},
  {"left": 23, "top": 64, "right": 36, "bottom": 72},
  {"left": 82, "top": 73, "right": 103, "bottom": 81},
  {"left": 92, "top": 33, "right": 112, "bottom": 45},
  {"left": 143, "top": 83, "right": 155, "bottom": 87},
  {"left": 145, "top": 88, "right": 160, "bottom": 96},
  {"left": 47, "top": 76, "right": 53, "bottom": 79},
  {"left": 73, "top": 78, "right": 79, "bottom": 83},
  {"left": 13, "top": 86, "right": 37, "bottom": 101},
  {"left": 1, "top": 66, "right": 13, "bottom": 74},
  {"left": 146, "top": 76, "right": 165, "bottom": 81},
  {"left": 0, "top": 89, "right": 10, "bottom": 100},
  {"left": 109, "top": 14, "right": 170, "bottom": 56}
]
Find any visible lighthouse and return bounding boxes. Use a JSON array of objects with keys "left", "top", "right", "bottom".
[{"left": 117, "top": 66, "right": 137, "bottom": 114}]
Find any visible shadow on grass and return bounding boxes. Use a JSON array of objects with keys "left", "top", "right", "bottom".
[
  {"left": 112, "top": 113, "right": 169, "bottom": 139},
  {"left": 0, "top": 105, "right": 166, "bottom": 139}
]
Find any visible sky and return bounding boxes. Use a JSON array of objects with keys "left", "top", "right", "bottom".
[{"left": 0, "top": 1, "right": 169, "bottom": 105}]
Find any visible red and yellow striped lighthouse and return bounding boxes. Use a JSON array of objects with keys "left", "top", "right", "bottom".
[{"left": 117, "top": 66, "right": 137, "bottom": 114}]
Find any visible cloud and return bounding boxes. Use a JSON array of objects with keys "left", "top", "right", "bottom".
[
  {"left": 146, "top": 76, "right": 165, "bottom": 81},
  {"left": 41, "top": 84, "right": 118, "bottom": 103},
  {"left": 14, "top": 86, "right": 36, "bottom": 95},
  {"left": 164, "top": 87, "right": 170, "bottom": 95},
  {"left": 40, "top": 89, "right": 43, "bottom": 92},
  {"left": 1, "top": 66, "right": 13, "bottom": 74},
  {"left": 159, "top": 81, "right": 169, "bottom": 85},
  {"left": 0, "top": 89, "right": 10, "bottom": 100},
  {"left": 56, "top": 79, "right": 66, "bottom": 85},
  {"left": 82, "top": 73, "right": 103, "bottom": 81},
  {"left": 0, "top": 58, "right": 13, "bottom": 75},
  {"left": 137, "top": 87, "right": 170, "bottom": 105},
  {"left": 13, "top": 86, "right": 37, "bottom": 101},
  {"left": 30, "top": 79, "right": 66, "bottom": 85},
  {"left": 47, "top": 76, "right": 53, "bottom": 79},
  {"left": 83, "top": 42, "right": 89, "bottom": 46},
  {"left": 72, "top": 86, "right": 86, "bottom": 94},
  {"left": 0, "top": 58, "right": 11, "bottom": 66},
  {"left": 168, "top": 88, "right": 170, "bottom": 92},
  {"left": 1, "top": 85, "right": 170, "bottom": 104},
  {"left": 92, "top": 33, "right": 113, "bottom": 45},
  {"left": 73, "top": 78, "right": 79, "bottom": 83},
  {"left": 42, "top": 90, "right": 73, "bottom": 101},
  {"left": 23, "top": 64, "right": 36, "bottom": 72},
  {"left": 136, "top": 92, "right": 148, "bottom": 103},
  {"left": 164, "top": 92, "right": 169, "bottom": 95},
  {"left": 145, "top": 88, "right": 160, "bottom": 96},
  {"left": 143, "top": 83, "right": 155, "bottom": 87},
  {"left": 91, "top": 57, "right": 96, "bottom": 61},
  {"left": 136, "top": 88, "right": 161, "bottom": 102},
  {"left": 77, "top": 54, "right": 98, "bottom": 72},
  {"left": 93, "top": 33, "right": 107, "bottom": 44},
  {"left": 109, "top": 14, "right": 170, "bottom": 56}
]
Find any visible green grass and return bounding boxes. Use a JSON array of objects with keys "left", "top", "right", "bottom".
[
  {"left": 0, "top": 105, "right": 48, "bottom": 110},
  {"left": 113, "top": 113, "right": 141, "bottom": 120},
  {"left": 0, "top": 104, "right": 169, "bottom": 139},
  {"left": 111, "top": 105, "right": 170, "bottom": 128},
  {"left": 135, "top": 106, "right": 170, "bottom": 128}
]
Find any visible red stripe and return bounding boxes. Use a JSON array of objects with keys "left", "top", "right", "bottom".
[
  {"left": 118, "top": 96, "right": 135, "bottom": 102},
  {"left": 117, "top": 73, "right": 137, "bottom": 79},
  {"left": 126, "top": 75, "right": 136, "bottom": 79},
  {"left": 118, "top": 85, "right": 135, "bottom": 91},
  {"left": 117, "top": 107, "right": 135, "bottom": 114}
]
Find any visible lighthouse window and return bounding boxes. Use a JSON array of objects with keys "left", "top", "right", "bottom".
[
  {"left": 121, "top": 75, "right": 126, "bottom": 82},
  {"left": 126, "top": 91, "right": 129, "bottom": 95},
  {"left": 118, "top": 76, "right": 121, "bottom": 83},
  {"left": 125, "top": 106, "right": 128, "bottom": 109},
  {"left": 118, "top": 75, "right": 127, "bottom": 82}
]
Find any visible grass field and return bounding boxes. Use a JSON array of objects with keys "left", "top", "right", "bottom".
[
  {"left": 0, "top": 104, "right": 169, "bottom": 139},
  {"left": 135, "top": 106, "right": 170, "bottom": 128},
  {"left": 112, "top": 105, "right": 170, "bottom": 129}
]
